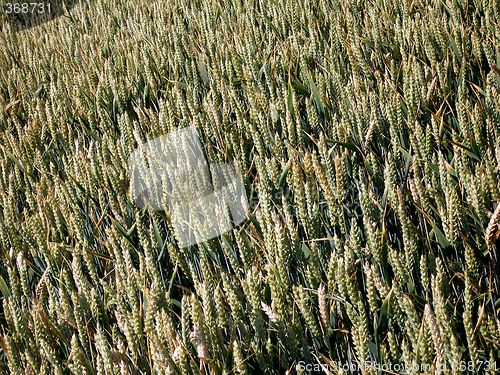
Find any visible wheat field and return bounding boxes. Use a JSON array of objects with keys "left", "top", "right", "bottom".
[{"left": 0, "top": 0, "right": 499, "bottom": 374}]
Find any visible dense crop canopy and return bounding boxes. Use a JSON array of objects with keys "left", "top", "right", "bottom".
[{"left": 0, "top": 0, "right": 499, "bottom": 373}]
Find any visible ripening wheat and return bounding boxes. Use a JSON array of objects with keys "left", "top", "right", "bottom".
[{"left": 0, "top": 0, "right": 499, "bottom": 374}]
